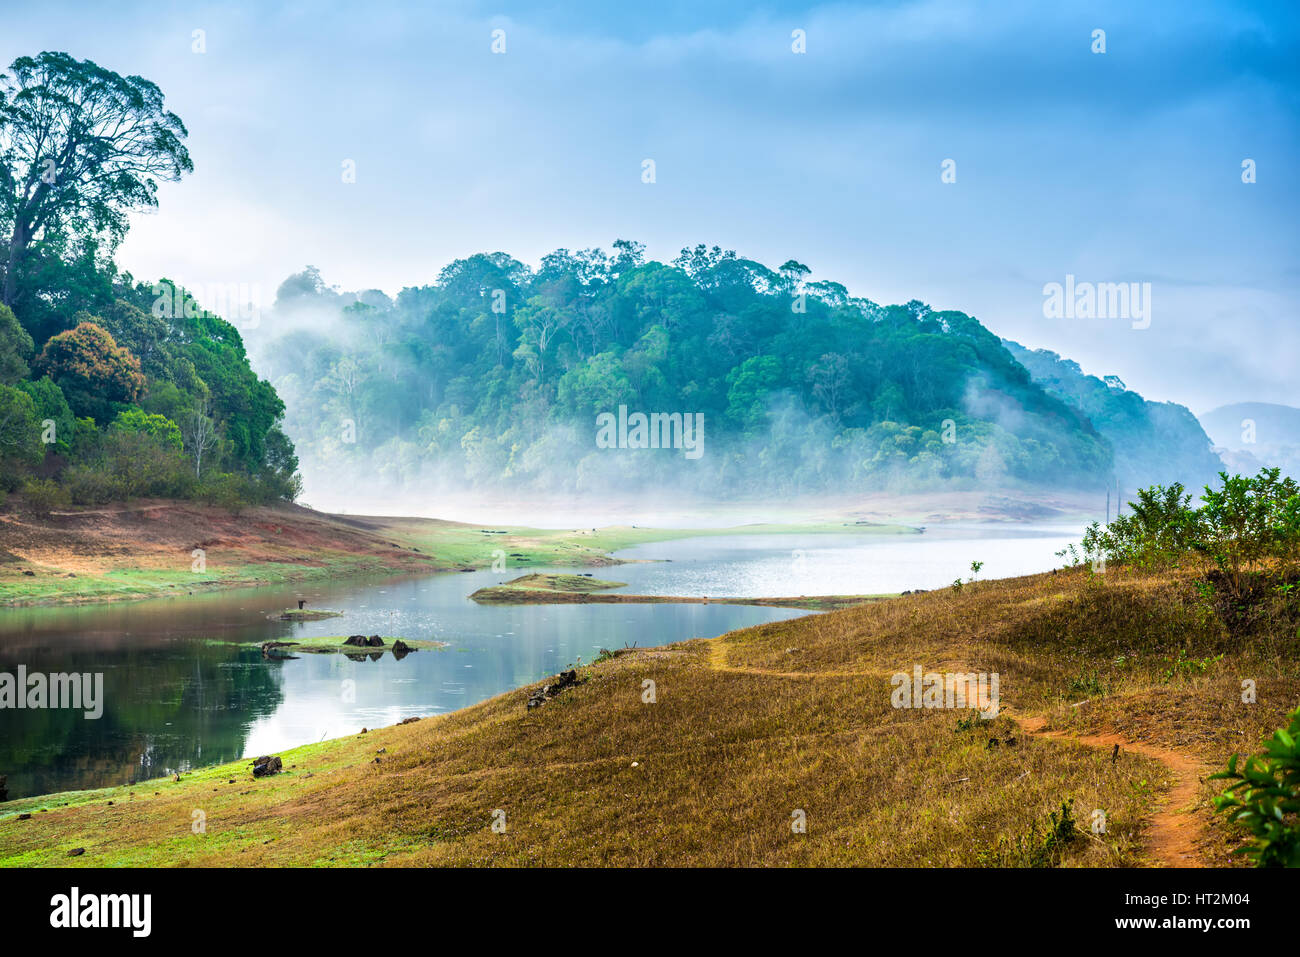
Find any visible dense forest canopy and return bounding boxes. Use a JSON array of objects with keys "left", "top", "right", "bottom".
[
  {"left": 0, "top": 52, "right": 297, "bottom": 506},
  {"left": 251, "top": 241, "right": 1214, "bottom": 501},
  {"left": 1002, "top": 341, "right": 1225, "bottom": 493},
  {"left": 0, "top": 50, "right": 1226, "bottom": 511}
]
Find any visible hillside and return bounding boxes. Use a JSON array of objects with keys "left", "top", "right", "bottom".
[
  {"left": 253, "top": 248, "right": 1112, "bottom": 499},
  {"left": 2, "top": 564, "right": 1294, "bottom": 866},
  {"left": 1198, "top": 402, "right": 1300, "bottom": 481},
  {"left": 1002, "top": 341, "right": 1224, "bottom": 492},
  {"left": 0, "top": 500, "right": 653, "bottom": 605}
]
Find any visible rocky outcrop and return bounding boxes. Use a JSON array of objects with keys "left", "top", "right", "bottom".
[{"left": 527, "top": 669, "right": 580, "bottom": 710}]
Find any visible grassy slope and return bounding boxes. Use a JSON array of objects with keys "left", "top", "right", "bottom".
[
  {"left": 3, "top": 564, "right": 1294, "bottom": 867},
  {"left": 0, "top": 499, "right": 915, "bottom": 606}
]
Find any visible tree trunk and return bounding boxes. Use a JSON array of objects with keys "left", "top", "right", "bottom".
[{"left": 2, "top": 225, "right": 25, "bottom": 308}]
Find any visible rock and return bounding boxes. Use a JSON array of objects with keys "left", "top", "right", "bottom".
[
  {"left": 17, "top": 813, "right": 30, "bottom": 820},
  {"left": 399, "top": 716, "right": 420, "bottom": 725},
  {"left": 22, "top": 570, "right": 34, "bottom": 576},
  {"left": 67, "top": 848, "right": 85, "bottom": 857},
  {"left": 251, "top": 755, "right": 283, "bottom": 777},
  {"left": 343, "top": 635, "right": 369, "bottom": 647},
  {"left": 391, "top": 639, "right": 415, "bottom": 659},
  {"left": 365, "top": 635, "right": 384, "bottom": 647},
  {"left": 526, "top": 669, "right": 580, "bottom": 710}
]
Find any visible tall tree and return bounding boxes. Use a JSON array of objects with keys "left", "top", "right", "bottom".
[{"left": 0, "top": 52, "right": 192, "bottom": 309}]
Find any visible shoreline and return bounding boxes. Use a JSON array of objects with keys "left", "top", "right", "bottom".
[
  {"left": 0, "top": 500, "right": 923, "bottom": 608},
  {"left": 2, "top": 561, "right": 1290, "bottom": 866}
]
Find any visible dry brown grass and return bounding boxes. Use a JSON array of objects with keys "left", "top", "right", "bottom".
[{"left": 2, "top": 564, "right": 1295, "bottom": 867}]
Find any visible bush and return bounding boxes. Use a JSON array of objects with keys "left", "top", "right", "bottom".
[
  {"left": 61, "top": 465, "right": 125, "bottom": 505},
  {"left": 1211, "top": 706, "right": 1300, "bottom": 867},
  {"left": 22, "top": 477, "right": 69, "bottom": 515},
  {"left": 1196, "top": 468, "right": 1300, "bottom": 593}
]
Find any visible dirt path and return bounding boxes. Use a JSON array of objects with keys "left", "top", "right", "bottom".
[
  {"left": 1013, "top": 715, "right": 1208, "bottom": 867},
  {"left": 705, "top": 638, "right": 1210, "bottom": 867}
]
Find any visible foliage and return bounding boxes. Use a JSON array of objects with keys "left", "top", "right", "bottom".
[
  {"left": 1082, "top": 470, "right": 1300, "bottom": 576},
  {"left": 978, "top": 799, "right": 1081, "bottom": 867},
  {"left": 1003, "top": 342, "right": 1223, "bottom": 491},
  {"left": 0, "top": 303, "right": 33, "bottom": 383},
  {"left": 1211, "top": 706, "right": 1300, "bottom": 867},
  {"left": 257, "top": 246, "right": 1117, "bottom": 494},
  {"left": 0, "top": 51, "right": 192, "bottom": 320},
  {"left": 35, "top": 320, "right": 144, "bottom": 422},
  {"left": 0, "top": 51, "right": 297, "bottom": 509},
  {"left": 1073, "top": 469, "right": 1300, "bottom": 634},
  {"left": 110, "top": 407, "right": 182, "bottom": 451},
  {"left": 0, "top": 382, "right": 41, "bottom": 487}
]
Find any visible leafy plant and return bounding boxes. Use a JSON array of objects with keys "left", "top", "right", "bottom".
[
  {"left": 1210, "top": 706, "right": 1300, "bottom": 867},
  {"left": 1158, "top": 648, "right": 1223, "bottom": 681},
  {"left": 978, "top": 799, "right": 1080, "bottom": 867}
]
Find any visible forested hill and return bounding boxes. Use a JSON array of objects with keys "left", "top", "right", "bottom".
[
  {"left": 0, "top": 51, "right": 297, "bottom": 508},
  {"left": 255, "top": 243, "right": 1123, "bottom": 497},
  {"left": 1001, "top": 341, "right": 1224, "bottom": 492}
]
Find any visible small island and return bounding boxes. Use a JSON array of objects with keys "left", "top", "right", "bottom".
[
  {"left": 469, "top": 573, "right": 888, "bottom": 611},
  {"left": 257, "top": 635, "right": 448, "bottom": 657},
  {"left": 273, "top": 608, "right": 344, "bottom": 622}
]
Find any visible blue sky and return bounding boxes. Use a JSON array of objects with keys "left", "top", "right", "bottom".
[{"left": 4, "top": 0, "right": 1298, "bottom": 411}]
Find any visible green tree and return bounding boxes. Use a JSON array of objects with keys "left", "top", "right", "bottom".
[
  {"left": 36, "top": 320, "right": 144, "bottom": 422},
  {"left": 16, "top": 375, "right": 72, "bottom": 455},
  {"left": 0, "top": 302, "right": 32, "bottom": 383},
  {"left": 0, "top": 382, "right": 40, "bottom": 487},
  {"left": 110, "top": 407, "right": 182, "bottom": 450},
  {"left": 0, "top": 52, "right": 192, "bottom": 308}
]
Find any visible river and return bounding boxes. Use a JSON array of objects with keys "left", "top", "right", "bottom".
[{"left": 0, "top": 524, "right": 1079, "bottom": 799}]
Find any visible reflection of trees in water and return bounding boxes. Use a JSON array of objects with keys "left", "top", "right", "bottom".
[{"left": 0, "top": 643, "right": 284, "bottom": 799}]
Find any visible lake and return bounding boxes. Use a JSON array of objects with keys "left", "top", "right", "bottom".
[{"left": 0, "top": 524, "right": 1079, "bottom": 799}]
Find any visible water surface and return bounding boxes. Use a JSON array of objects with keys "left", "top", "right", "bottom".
[{"left": 0, "top": 524, "right": 1077, "bottom": 799}]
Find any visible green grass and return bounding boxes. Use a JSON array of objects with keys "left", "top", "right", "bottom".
[{"left": 274, "top": 608, "right": 343, "bottom": 621}]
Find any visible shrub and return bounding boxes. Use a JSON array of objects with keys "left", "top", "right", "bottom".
[
  {"left": 1211, "top": 706, "right": 1300, "bottom": 867},
  {"left": 22, "top": 477, "right": 68, "bottom": 515},
  {"left": 61, "top": 465, "right": 125, "bottom": 505}
]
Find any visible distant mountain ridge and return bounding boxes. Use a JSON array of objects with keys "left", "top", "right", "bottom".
[
  {"left": 1198, "top": 402, "right": 1300, "bottom": 479},
  {"left": 1001, "top": 341, "right": 1224, "bottom": 492}
]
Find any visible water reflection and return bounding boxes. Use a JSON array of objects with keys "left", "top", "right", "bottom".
[{"left": 0, "top": 526, "right": 1077, "bottom": 799}]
